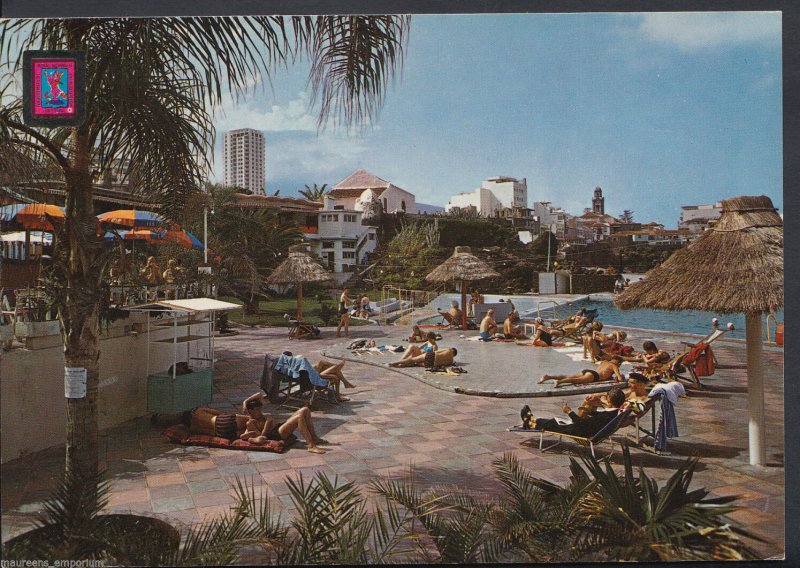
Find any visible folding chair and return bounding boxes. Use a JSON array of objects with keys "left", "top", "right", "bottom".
[
  {"left": 285, "top": 315, "right": 321, "bottom": 340},
  {"left": 621, "top": 395, "right": 660, "bottom": 449},
  {"left": 509, "top": 406, "right": 633, "bottom": 459},
  {"left": 260, "top": 353, "right": 329, "bottom": 409},
  {"left": 643, "top": 327, "right": 729, "bottom": 390}
]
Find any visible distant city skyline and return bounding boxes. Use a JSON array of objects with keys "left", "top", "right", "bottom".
[{"left": 211, "top": 12, "right": 783, "bottom": 227}]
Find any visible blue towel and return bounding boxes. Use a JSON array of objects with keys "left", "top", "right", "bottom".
[
  {"left": 654, "top": 396, "right": 679, "bottom": 451},
  {"left": 274, "top": 354, "right": 328, "bottom": 388}
]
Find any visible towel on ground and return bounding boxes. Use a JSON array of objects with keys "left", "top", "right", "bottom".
[{"left": 275, "top": 354, "right": 328, "bottom": 388}]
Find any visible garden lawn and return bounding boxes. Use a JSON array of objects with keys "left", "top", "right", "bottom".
[{"left": 221, "top": 296, "right": 373, "bottom": 328}]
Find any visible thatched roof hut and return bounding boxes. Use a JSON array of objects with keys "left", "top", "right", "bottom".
[
  {"left": 267, "top": 244, "right": 332, "bottom": 320},
  {"left": 426, "top": 246, "right": 499, "bottom": 330},
  {"left": 266, "top": 244, "right": 332, "bottom": 286},
  {"left": 615, "top": 195, "right": 782, "bottom": 467},
  {"left": 425, "top": 246, "right": 500, "bottom": 283},
  {"left": 615, "top": 195, "right": 783, "bottom": 314}
]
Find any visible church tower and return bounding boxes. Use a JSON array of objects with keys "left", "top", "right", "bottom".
[{"left": 592, "top": 186, "right": 605, "bottom": 214}]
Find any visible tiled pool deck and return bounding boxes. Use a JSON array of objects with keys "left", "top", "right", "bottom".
[{"left": 1, "top": 324, "right": 785, "bottom": 559}]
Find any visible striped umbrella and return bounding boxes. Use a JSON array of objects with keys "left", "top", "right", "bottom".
[
  {"left": 14, "top": 204, "right": 66, "bottom": 230},
  {"left": 166, "top": 228, "right": 204, "bottom": 251},
  {"left": 105, "top": 227, "right": 203, "bottom": 251},
  {"left": 0, "top": 204, "right": 27, "bottom": 224},
  {"left": 97, "top": 209, "right": 164, "bottom": 228}
]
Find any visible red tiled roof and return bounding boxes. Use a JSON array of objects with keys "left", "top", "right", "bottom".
[{"left": 332, "top": 168, "right": 391, "bottom": 190}]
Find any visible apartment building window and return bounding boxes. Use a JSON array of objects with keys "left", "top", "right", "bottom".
[
  {"left": 368, "top": 234, "right": 375, "bottom": 240},
  {"left": 334, "top": 205, "right": 345, "bottom": 210},
  {"left": 342, "top": 240, "right": 356, "bottom": 249},
  {"left": 401, "top": 200, "right": 406, "bottom": 211},
  {"left": 322, "top": 241, "right": 335, "bottom": 248},
  {"left": 342, "top": 252, "right": 356, "bottom": 259},
  {"left": 344, "top": 214, "right": 356, "bottom": 223}
]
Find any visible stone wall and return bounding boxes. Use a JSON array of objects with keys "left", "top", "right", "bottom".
[{"left": 569, "top": 273, "right": 617, "bottom": 294}]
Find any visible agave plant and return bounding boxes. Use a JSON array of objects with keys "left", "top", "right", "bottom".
[{"left": 573, "top": 444, "right": 762, "bottom": 561}]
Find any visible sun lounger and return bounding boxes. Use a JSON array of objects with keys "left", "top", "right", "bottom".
[
  {"left": 509, "top": 405, "right": 634, "bottom": 459},
  {"left": 642, "top": 328, "right": 728, "bottom": 390},
  {"left": 260, "top": 353, "right": 330, "bottom": 409},
  {"left": 285, "top": 316, "right": 321, "bottom": 340}
]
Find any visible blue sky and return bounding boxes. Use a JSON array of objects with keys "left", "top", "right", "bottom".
[{"left": 211, "top": 12, "right": 783, "bottom": 227}]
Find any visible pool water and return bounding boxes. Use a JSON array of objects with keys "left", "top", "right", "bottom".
[{"left": 427, "top": 294, "right": 783, "bottom": 340}]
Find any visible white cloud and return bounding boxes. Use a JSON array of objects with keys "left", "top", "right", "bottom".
[
  {"left": 214, "top": 91, "right": 318, "bottom": 133},
  {"left": 636, "top": 12, "right": 781, "bottom": 51}
]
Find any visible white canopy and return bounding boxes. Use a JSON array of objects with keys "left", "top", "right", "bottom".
[{"left": 125, "top": 298, "right": 242, "bottom": 313}]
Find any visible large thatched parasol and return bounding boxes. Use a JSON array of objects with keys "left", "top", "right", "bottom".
[
  {"left": 266, "top": 244, "right": 333, "bottom": 320},
  {"left": 616, "top": 195, "right": 783, "bottom": 466},
  {"left": 426, "top": 246, "right": 500, "bottom": 330}
]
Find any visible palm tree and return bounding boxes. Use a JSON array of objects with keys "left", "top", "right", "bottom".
[
  {"left": 195, "top": 183, "right": 301, "bottom": 313},
  {"left": 299, "top": 182, "right": 329, "bottom": 202},
  {"left": 0, "top": 16, "right": 409, "bottom": 477}
]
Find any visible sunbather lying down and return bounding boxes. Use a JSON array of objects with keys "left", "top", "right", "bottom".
[
  {"left": 389, "top": 347, "right": 457, "bottom": 368},
  {"left": 519, "top": 386, "right": 627, "bottom": 437},
  {"left": 539, "top": 356, "right": 624, "bottom": 388},
  {"left": 188, "top": 393, "right": 330, "bottom": 453}
]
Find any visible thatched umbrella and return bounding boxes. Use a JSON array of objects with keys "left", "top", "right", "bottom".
[
  {"left": 425, "top": 246, "right": 500, "bottom": 330},
  {"left": 615, "top": 195, "right": 783, "bottom": 466},
  {"left": 266, "top": 244, "right": 333, "bottom": 320}
]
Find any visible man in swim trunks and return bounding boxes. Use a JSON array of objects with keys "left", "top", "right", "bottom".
[
  {"left": 479, "top": 309, "right": 498, "bottom": 340},
  {"left": 539, "top": 355, "right": 624, "bottom": 388},
  {"left": 389, "top": 347, "right": 458, "bottom": 368}
]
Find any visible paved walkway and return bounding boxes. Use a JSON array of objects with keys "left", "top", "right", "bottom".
[{"left": 1, "top": 325, "right": 785, "bottom": 559}]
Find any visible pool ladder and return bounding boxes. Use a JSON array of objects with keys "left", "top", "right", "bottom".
[{"left": 763, "top": 313, "right": 783, "bottom": 345}]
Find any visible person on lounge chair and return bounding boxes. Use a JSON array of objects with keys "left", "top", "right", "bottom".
[
  {"left": 390, "top": 347, "right": 457, "bottom": 368},
  {"left": 520, "top": 387, "right": 627, "bottom": 437},
  {"left": 539, "top": 355, "right": 624, "bottom": 387},
  {"left": 622, "top": 341, "right": 670, "bottom": 367},
  {"left": 238, "top": 393, "right": 328, "bottom": 453},
  {"left": 479, "top": 309, "right": 498, "bottom": 340},
  {"left": 580, "top": 372, "right": 649, "bottom": 415},
  {"left": 438, "top": 300, "right": 462, "bottom": 327}
]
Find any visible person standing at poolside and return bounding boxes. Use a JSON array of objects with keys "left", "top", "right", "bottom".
[
  {"left": 468, "top": 288, "right": 482, "bottom": 317},
  {"left": 337, "top": 287, "right": 351, "bottom": 337},
  {"left": 480, "top": 309, "right": 498, "bottom": 340}
]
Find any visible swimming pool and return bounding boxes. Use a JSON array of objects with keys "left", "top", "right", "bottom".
[{"left": 426, "top": 294, "right": 783, "bottom": 340}]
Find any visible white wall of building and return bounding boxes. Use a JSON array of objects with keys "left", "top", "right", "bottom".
[
  {"left": 533, "top": 202, "right": 567, "bottom": 237},
  {"left": 679, "top": 202, "right": 723, "bottom": 231},
  {"left": 308, "top": 210, "right": 377, "bottom": 273},
  {"left": 379, "top": 186, "right": 415, "bottom": 214},
  {"left": 480, "top": 177, "right": 527, "bottom": 209},
  {"left": 1, "top": 315, "right": 184, "bottom": 463},
  {"left": 223, "top": 129, "right": 265, "bottom": 195}
]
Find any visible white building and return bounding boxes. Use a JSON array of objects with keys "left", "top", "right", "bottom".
[
  {"left": 306, "top": 210, "right": 377, "bottom": 276},
  {"left": 532, "top": 201, "right": 567, "bottom": 238},
  {"left": 679, "top": 202, "right": 723, "bottom": 232},
  {"left": 326, "top": 168, "right": 415, "bottom": 215},
  {"left": 223, "top": 129, "right": 265, "bottom": 195},
  {"left": 445, "top": 176, "right": 527, "bottom": 216}
]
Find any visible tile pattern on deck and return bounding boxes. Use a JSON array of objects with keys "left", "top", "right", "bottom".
[{"left": 1, "top": 325, "right": 784, "bottom": 559}]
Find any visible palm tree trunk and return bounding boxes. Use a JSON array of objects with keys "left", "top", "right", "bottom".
[{"left": 62, "top": 118, "right": 103, "bottom": 476}]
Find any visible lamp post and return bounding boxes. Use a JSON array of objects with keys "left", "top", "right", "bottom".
[{"left": 546, "top": 222, "right": 556, "bottom": 272}]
